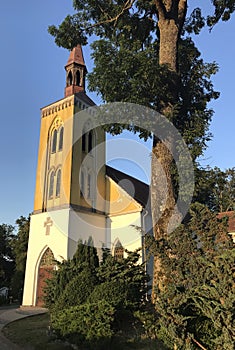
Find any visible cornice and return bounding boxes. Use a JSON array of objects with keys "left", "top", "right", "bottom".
[{"left": 41, "top": 96, "right": 75, "bottom": 118}]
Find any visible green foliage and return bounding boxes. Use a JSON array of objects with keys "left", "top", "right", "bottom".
[
  {"left": 134, "top": 308, "right": 159, "bottom": 339},
  {"left": 97, "top": 250, "right": 150, "bottom": 309},
  {"left": 11, "top": 216, "right": 30, "bottom": 272},
  {"left": 56, "top": 268, "right": 98, "bottom": 309},
  {"left": 44, "top": 239, "right": 99, "bottom": 310},
  {"left": 48, "top": 1, "right": 235, "bottom": 49},
  {"left": 87, "top": 280, "right": 127, "bottom": 308},
  {"left": 10, "top": 216, "right": 30, "bottom": 300},
  {"left": 89, "top": 37, "right": 218, "bottom": 160},
  {"left": 0, "top": 224, "right": 15, "bottom": 287},
  {"left": 47, "top": 1, "right": 222, "bottom": 166},
  {"left": 195, "top": 166, "right": 235, "bottom": 212},
  {"left": 0, "top": 216, "right": 29, "bottom": 300},
  {"left": 51, "top": 301, "right": 115, "bottom": 344},
  {"left": 72, "top": 237, "right": 99, "bottom": 269},
  {"left": 45, "top": 241, "right": 150, "bottom": 347},
  {"left": 147, "top": 203, "right": 235, "bottom": 349},
  {"left": 207, "top": 1, "right": 235, "bottom": 27}
]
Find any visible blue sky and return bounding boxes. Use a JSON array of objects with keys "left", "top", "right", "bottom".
[{"left": 0, "top": 0, "right": 234, "bottom": 225}]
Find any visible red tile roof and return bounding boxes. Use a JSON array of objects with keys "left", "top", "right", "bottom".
[
  {"left": 65, "top": 44, "right": 86, "bottom": 67},
  {"left": 217, "top": 211, "right": 235, "bottom": 232}
]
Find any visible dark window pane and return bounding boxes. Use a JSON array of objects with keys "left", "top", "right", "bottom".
[
  {"left": 56, "top": 170, "right": 61, "bottom": 197},
  {"left": 58, "top": 127, "right": 64, "bottom": 151},
  {"left": 88, "top": 131, "right": 92, "bottom": 152},
  {"left": 52, "top": 130, "right": 57, "bottom": 153},
  {"left": 49, "top": 171, "right": 54, "bottom": 198}
]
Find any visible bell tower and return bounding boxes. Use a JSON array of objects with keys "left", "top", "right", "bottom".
[
  {"left": 64, "top": 45, "right": 87, "bottom": 97},
  {"left": 22, "top": 45, "right": 107, "bottom": 307}
]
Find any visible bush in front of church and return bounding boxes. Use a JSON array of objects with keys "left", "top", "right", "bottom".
[
  {"left": 44, "top": 239, "right": 99, "bottom": 311},
  {"left": 45, "top": 240, "right": 150, "bottom": 347},
  {"left": 51, "top": 300, "right": 115, "bottom": 347},
  {"left": 55, "top": 268, "right": 98, "bottom": 309}
]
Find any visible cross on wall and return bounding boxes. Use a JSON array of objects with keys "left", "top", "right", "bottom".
[{"left": 44, "top": 217, "right": 53, "bottom": 235}]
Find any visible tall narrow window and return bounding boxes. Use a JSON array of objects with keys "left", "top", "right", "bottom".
[
  {"left": 52, "top": 130, "right": 57, "bottom": 153},
  {"left": 88, "top": 131, "right": 93, "bottom": 152},
  {"left": 67, "top": 71, "right": 73, "bottom": 86},
  {"left": 49, "top": 171, "right": 55, "bottom": 198},
  {"left": 82, "top": 132, "right": 86, "bottom": 152},
  {"left": 58, "top": 127, "right": 64, "bottom": 151},
  {"left": 56, "top": 169, "right": 61, "bottom": 197},
  {"left": 76, "top": 70, "right": 80, "bottom": 86},
  {"left": 80, "top": 170, "right": 85, "bottom": 197}
]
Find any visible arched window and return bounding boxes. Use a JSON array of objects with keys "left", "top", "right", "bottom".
[
  {"left": 76, "top": 70, "right": 80, "bottom": 86},
  {"left": 40, "top": 248, "right": 54, "bottom": 267},
  {"left": 67, "top": 71, "right": 73, "bottom": 86},
  {"left": 56, "top": 169, "right": 61, "bottom": 197},
  {"left": 114, "top": 240, "right": 124, "bottom": 261},
  {"left": 58, "top": 127, "right": 64, "bottom": 151},
  {"left": 80, "top": 170, "right": 85, "bottom": 197},
  {"left": 49, "top": 171, "right": 55, "bottom": 198},
  {"left": 51, "top": 130, "right": 57, "bottom": 153}
]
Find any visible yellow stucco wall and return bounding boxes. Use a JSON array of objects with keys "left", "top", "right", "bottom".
[
  {"left": 34, "top": 96, "right": 75, "bottom": 212},
  {"left": 34, "top": 96, "right": 106, "bottom": 213},
  {"left": 106, "top": 177, "right": 142, "bottom": 215}
]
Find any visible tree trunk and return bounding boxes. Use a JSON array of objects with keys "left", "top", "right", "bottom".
[
  {"left": 151, "top": 0, "right": 186, "bottom": 300},
  {"left": 158, "top": 18, "right": 178, "bottom": 71},
  {"left": 151, "top": 135, "right": 176, "bottom": 297}
]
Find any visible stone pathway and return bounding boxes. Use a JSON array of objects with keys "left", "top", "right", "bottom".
[{"left": 0, "top": 305, "right": 47, "bottom": 350}]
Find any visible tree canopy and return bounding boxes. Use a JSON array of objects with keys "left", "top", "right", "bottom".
[
  {"left": 0, "top": 216, "right": 29, "bottom": 302},
  {"left": 195, "top": 166, "right": 235, "bottom": 212},
  {"left": 47, "top": 0, "right": 235, "bottom": 304},
  {"left": 0, "top": 224, "right": 15, "bottom": 288}
]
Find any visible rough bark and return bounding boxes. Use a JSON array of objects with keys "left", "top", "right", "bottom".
[
  {"left": 158, "top": 18, "right": 178, "bottom": 70},
  {"left": 151, "top": 0, "right": 187, "bottom": 300}
]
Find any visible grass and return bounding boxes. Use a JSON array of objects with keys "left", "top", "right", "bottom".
[
  {"left": 3, "top": 313, "right": 168, "bottom": 350},
  {"left": 3, "top": 313, "right": 73, "bottom": 350}
]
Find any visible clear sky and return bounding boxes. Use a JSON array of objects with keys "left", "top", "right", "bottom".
[{"left": 0, "top": 1, "right": 234, "bottom": 225}]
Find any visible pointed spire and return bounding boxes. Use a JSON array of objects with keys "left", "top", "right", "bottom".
[
  {"left": 65, "top": 44, "right": 86, "bottom": 68},
  {"left": 64, "top": 45, "right": 87, "bottom": 97}
]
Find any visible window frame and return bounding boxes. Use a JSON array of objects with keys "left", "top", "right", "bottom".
[
  {"left": 51, "top": 130, "right": 57, "bottom": 153},
  {"left": 58, "top": 127, "right": 64, "bottom": 151},
  {"left": 55, "top": 169, "right": 61, "bottom": 197},
  {"left": 48, "top": 170, "right": 55, "bottom": 199}
]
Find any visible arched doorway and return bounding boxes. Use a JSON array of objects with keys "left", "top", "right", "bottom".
[{"left": 36, "top": 248, "right": 55, "bottom": 306}]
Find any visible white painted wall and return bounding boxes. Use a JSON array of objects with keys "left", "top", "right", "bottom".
[
  {"left": 108, "top": 212, "right": 143, "bottom": 257},
  {"left": 22, "top": 208, "right": 107, "bottom": 306}
]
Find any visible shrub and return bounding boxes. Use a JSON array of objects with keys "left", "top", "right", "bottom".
[
  {"left": 55, "top": 268, "right": 97, "bottom": 310},
  {"left": 87, "top": 280, "right": 127, "bottom": 308},
  {"left": 51, "top": 300, "right": 115, "bottom": 345}
]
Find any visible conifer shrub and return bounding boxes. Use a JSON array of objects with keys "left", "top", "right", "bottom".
[
  {"left": 51, "top": 300, "right": 115, "bottom": 346},
  {"left": 45, "top": 239, "right": 150, "bottom": 348},
  {"left": 147, "top": 203, "right": 235, "bottom": 350},
  {"left": 55, "top": 268, "right": 97, "bottom": 309},
  {"left": 87, "top": 280, "right": 128, "bottom": 308}
]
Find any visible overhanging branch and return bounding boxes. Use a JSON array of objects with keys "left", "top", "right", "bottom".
[{"left": 86, "top": 0, "right": 135, "bottom": 30}]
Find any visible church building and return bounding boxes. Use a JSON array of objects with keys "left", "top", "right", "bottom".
[{"left": 22, "top": 45, "right": 151, "bottom": 307}]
